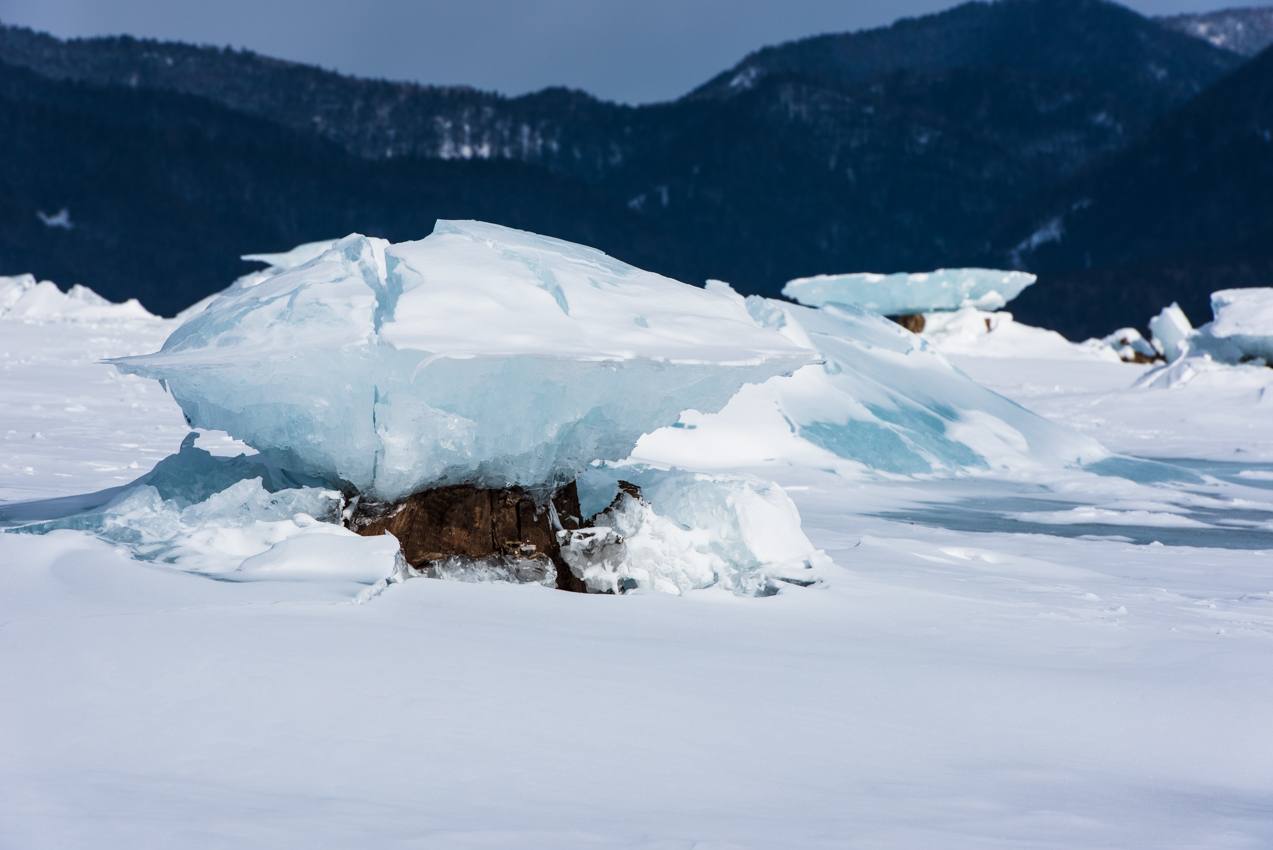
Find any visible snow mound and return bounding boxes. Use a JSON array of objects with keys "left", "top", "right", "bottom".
[
  {"left": 922, "top": 307, "right": 1114, "bottom": 361},
  {"left": 783, "top": 268, "right": 1036, "bottom": 315},
  {"left": 10, "top": 434, "right": 401, "bottom": 585},
  {"left": 113, "top": 222, "right": 813, "bottom": 501},
  {"left": 0, "top": 274, "right": 156, "bottom": 323},
  {"left": 637, "top": 290, "right": 1108, "bottom": 475},
  {"left": 563, "top": 467, "right": 829, "bottom": 596}
]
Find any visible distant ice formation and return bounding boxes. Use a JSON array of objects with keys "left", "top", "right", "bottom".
[
  {"left": 782, "top": 268, "right": 1036, "bottom": 315},
  {"left": 113, "top": 221, "right": 814, "bottom": 500},
  {"left": 1139, "top": 289, "right": 1273, "bottom": 388},
  {"left": 0, "top": 274, "right": 154, "bottom": 322}
]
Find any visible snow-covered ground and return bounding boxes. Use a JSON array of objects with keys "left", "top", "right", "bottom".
[{"left": 3, "top": 289, "right": 1272, "bottom": 848}]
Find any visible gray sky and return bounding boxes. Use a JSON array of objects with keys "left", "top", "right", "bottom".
[{"left": 0, "top": 0, "right": 1260, "bottom": 103}]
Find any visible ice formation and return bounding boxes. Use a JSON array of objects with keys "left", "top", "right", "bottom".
[
  {"left": 1101, "top": 327, "right": 1161, "bottom": 363},
  {"left": 782, "top": 268, "right": 1036, "bottom": 315},
  {"left": 1209, "top": 288, "right": 1273, "bottom": 362},
  {"left": 560, "top": 467, "right": 828, "bottom": 596},
  {"left": 0, "top": 274, "right": 155, "bottom": 322},
  {"left": 636, "top": 286, "right": 1107, "bottom": 475},
  {"left": 176, "top": 239, "right": 342, "bottom": 320},
  {"left": 113, "top": 222, "right": 813, "bottom": 501},
  {"left": 13, "top": 434, "right": 402, "bottom": 584},
  {"left": 1148, "top": 302, "right": 1194, "bottom": 362},
  {"left": 1137, "top": 289, "right": 1273, "bottom": 388}
]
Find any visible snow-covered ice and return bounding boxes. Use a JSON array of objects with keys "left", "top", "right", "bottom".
[
  {"left": 783, "top": 267, "right": 1036, "bottom": 314},
  {"left": 1210, "top": 287, "right": 1273, "bottom": 362},
  {"left": 114, "top": 222, "right": 814, "bottom": 500},
  {"left": 636, "top": 290, "right": 1106, "bottom": 476},
  {"left": 3, "top": 271, "right": 1273, "bottom": 847}
]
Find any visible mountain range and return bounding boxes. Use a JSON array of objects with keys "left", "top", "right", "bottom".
[{"left": 1, "top": 0, "right": 1270, "bottom": 338}]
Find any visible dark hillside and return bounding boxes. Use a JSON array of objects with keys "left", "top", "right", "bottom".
[
  {"left": 982, "top": 44, "right": 1273, "bottom": 338},
  {"left": 0, "top": 62, "right": 693, "bottom": 316},
  {"left": 0, "top": 1, "right": 1258, "bottom": 321}
]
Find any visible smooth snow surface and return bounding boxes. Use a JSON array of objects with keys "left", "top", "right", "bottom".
[
  {"left": 114, "top": 223, "right": 813, "bottom": 500},
  {"left": 783, "top": 267, "right": 1035, "bottom": 314},
  {"left": 4, "top": 280, "right": 1273, "bottom": 848}
]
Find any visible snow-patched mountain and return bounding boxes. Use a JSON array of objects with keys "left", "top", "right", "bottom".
[
  {"left": 0, "top": 0, "right": 1245, "bottom": 317},
  {"left": 1158, "top": 6, "right": 1273, "bottom": 57},
  {"left": 983, "top": 40, "right": 1273, "bottom": 340}
]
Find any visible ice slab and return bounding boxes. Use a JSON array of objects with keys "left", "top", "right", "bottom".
[
  {"left": 783, "top": 268, "right": 1036, "bottom": 315},
  {"left": 1210, "top": 287, "right": 1273, "bottom": 361},
  {"left": 636, "top": 291, "right": 1108, "bottom": 476},
  {"left": 241, "top": 239, "right": 341, "bottom": 271},
  {"left": 176, "top": 239, "right": 343, "bottom": 321},
  {"left": 1136, "top": 289, "right": 1273, "bottom": 388},
  {"left": 113, "top": 222, "right": 814, "bottom": 501},
  {"left": 1149, "top": 302, "right": 1194, "bottom": 362}
]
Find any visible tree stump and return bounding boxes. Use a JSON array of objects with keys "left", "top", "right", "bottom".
[{"left": 890, "top": 314, "right": 925, "bottom": 334}]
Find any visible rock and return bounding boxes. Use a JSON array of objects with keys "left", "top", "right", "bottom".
[
  {"left": 349, "top": 482, "right": 586, "bottom": 592},
  {"left": 890, "top": 314, "right": 926, "bottom": 334}
]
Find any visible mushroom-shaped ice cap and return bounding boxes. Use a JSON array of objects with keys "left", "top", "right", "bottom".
[{"left": 114, "top": 221, "right": 815, "bottom": 500}]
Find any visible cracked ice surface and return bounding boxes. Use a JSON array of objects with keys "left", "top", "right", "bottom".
[
  {"left": 112, "top": 221, "right": 814, "bottom": 500},
  {"left": 783, "top": 267, "right": 1036, "bottom": 314}
]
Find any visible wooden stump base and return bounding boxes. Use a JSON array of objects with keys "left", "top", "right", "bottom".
[{"left": 348, "top": 482, "right": 587, "bottom": 592}]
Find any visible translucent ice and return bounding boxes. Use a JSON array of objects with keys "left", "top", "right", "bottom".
[
  {"left": 636, "top": 292, "right": 1108, "bottom": 476},
  {"left": 8, "top": 434, "right": 403, "bottom": 582},
  {"left": 1149, "top": 302, "right": 1194, "bottom": 362},
  {"left": 113, "top": 222, "right": 813, "bottom": 501},
  {"left": 783, "top": 268, "right": 1036, "bottom": 315}
]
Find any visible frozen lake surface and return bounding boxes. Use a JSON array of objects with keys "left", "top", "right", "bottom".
[{"left": 2, "top": 299, "right": 1272, "bottom": 848}]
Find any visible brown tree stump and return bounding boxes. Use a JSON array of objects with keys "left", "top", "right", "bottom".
[
  {"left": 890, "top": 314, "right": 926, "bottom": 334},
  {"left": 348, "top": 482, "right": 587, "bottom": 592}
]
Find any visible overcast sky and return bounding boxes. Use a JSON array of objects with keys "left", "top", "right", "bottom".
[{"left": 0, "top": 0, "right": 1261, "bottom": 103}]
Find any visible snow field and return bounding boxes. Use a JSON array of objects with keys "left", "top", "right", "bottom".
[{"left": 3, "top": 264, "right": 1273, "bottom": 846}]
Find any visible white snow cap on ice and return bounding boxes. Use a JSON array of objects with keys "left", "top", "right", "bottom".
[
  {"left": 782, "top": 268, "right": 1036, "bottom": 315},
  {"left": 1209, "top": 288, "right": 1273, "bottom": 361},
  {"left": 113, "top": 221, "right": 815, "bottom": 500}
]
